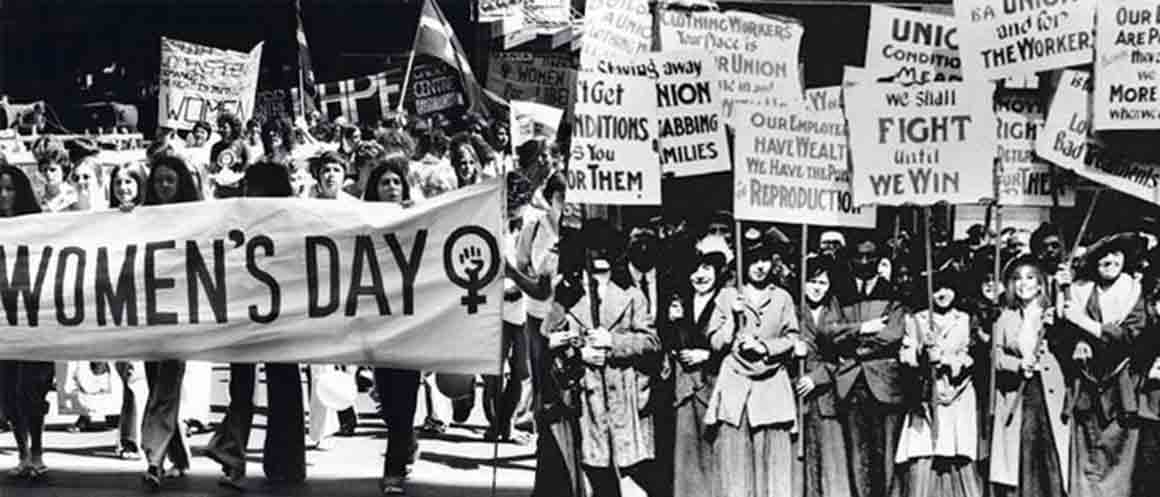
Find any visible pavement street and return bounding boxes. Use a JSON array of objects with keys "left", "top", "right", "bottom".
[{"left": 0, "top": 365, "right": 536, "bottom": 497}]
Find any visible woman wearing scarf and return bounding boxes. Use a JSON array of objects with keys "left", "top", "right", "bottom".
[
  {"left": 0, "top": 162, "right": 54, "bottom": 481},
  {"left": 706, "top": 227, "right": 802, "bottom": 497},
  {"left": 797, "top": 255, "right": 853, "bottom": 497},
  {"left": 1058, "top": 234, "right": 1147, "bottom": 497},
  {"left": 668, "top": 235, "right": 734, "bottom": 497},
  {"left": 894, "top": 269, "right": 981, "bottom": 497},
  {"left": 989, "top": 256, "right": 1069, "bottom": 497}
]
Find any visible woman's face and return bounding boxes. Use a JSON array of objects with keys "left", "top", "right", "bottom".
[
  {"left": 263, "top": 131, "right": 283, "bottom": 154},
  {"left": 193, "top": 127, "right": 210, "bottom": 145},
  {"left": 218, "top": 121, "right": 235, "bottom": 139},
  {"left": 690, "top": 263, "right": 717, "bottom": 295},
  {"left": 981, "top": 278, "right": 1000, "bottom": 303},
  {"left": 454, "top": 145, "right": 479, "bottom": 183},
  {"left": 496, "top": 127, "right": 510, "bottom": 147},
  {"left": 114, "top": 169, "right": 139, "bottom": 206},
  {"left": 804, "top": 272, "right": 830, "bottom": 305},
  {"left": 1013, "top": 265, "right": 1042, "bottom": 302},
  {"left": 376, "top": 170, "right": 404, "bottom": 203},
  {"left": 41, "top": 162, "right": 64, "bottom": 187},
  {"left": 1097, "top": 251, "right": 1125, "bottom": 282},
  {"left": 747, "top": 257, "right": 773, "bottom": 286},
  {"left": 152, "top": 165, "right": 180, "bottom": 204},
  {"left": 73, "top": 163, "right": 97, "bottom": 193},
  {"left": 932, "top": 286, "right": 956, "bottom": 310},
  {"left": 318, "top": 162, "right": 345, "bottom": 198},
  {"left": 0, "top": 173, "right": 16, "bottom": 215}
]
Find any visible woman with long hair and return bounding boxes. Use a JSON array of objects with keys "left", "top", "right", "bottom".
[
  {"left": 449, "top": 132, "right": 484, "bottom": 188},
  {"left": 989, "top": 256, "right": 1069, "bottom": 497},
  {"left": 138, "top": 154, "right": 200, "bottom": 490},
  {"left": 796, "top": 255, "right": 853, "bottom": 497},
  {"left": 0, "top": 162, "right": 55, "bottom": 481}
]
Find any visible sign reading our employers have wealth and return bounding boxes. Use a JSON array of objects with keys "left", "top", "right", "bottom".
[
  {"left": 865, "top": 5, "right": 962, "bottom": 85},
  {"left": 733, "top": 87, "right": 874, "bottom": 228},
  {"left": 1095, "top": 0, "right": 1160, "bottom": 130},
  {"left": 0, "top": 183, "right": 504, "bottom": 374},
  {"left": 955, "top": 0, "right": 1094, "bottom": 81},
  {"left": 846, "top": 81, "right": 996, "bottom": 206}
]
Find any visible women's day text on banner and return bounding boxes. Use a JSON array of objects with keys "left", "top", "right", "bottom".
[
  {"left": 955, "top": 0, "right": 1094, "bottom": 81},
  {"left": 1095, "top": 0, "right": 1160, "bottom": 130},
  {"left": 0, "top": 183, "right": 504, "bottom": 374},
  {"left": 567, "top": 70, "right": 661, "bottom": 205},
  {"left": 846, "top": 81, "right": 997, "bottom": 206},
  {"left": 732, "top": 88, "right": 874, "bottom": 228},
  {"left": 658, "top": 9, "right": 804, "bottom": 118}
]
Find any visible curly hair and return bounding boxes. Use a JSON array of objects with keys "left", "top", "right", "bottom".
[
  {"left": 217, "top": 112, "right": 244, "bottom": 141},
  {"left": 261, "top": 117, "right": 295, "bottom": 155},
  {"left": 145, "top": 155, "right": 202, "bottom": 205},
  {"left": 362, "top": 155, "right": 412, "bottom": 203}
]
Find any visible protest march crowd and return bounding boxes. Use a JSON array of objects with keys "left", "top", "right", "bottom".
[{"left": 8, "top": 0, "right": 1160, "bottom": 496}]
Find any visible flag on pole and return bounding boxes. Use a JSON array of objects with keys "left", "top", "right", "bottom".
[
  {"left": 408, "top": 0, "right": 489, "bottom": 117},
  {"left": 295, "top": 0, "right": 320, "bottom": 119}
]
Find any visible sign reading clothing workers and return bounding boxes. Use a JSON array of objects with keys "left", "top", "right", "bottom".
[
  {"left": 659, "top": 10, "right": 804, "bottom": 117},
  {"left": 1095, "top": 0, "right": 1160, "bottom": 130},
  {"left": 846, "top": 81, "right": 996, "bottom": 205},
  {"left": 734, "top": 88, "right": 874, "bottom": 227},
  {"left": 158, "top": 38, "right": 262, "bottom": 132},
  {"left": 0, "top": 183, "right": 503, "bottom": 374},
  {"left": 865, "top": 5, "right": 962, "bottom": 85},
  {"left": 567, "top": 70, "right": 660, "bottom": 205},
  {"left": 1037, "top": 69, "right": 1091, "bottom": 170},
  {"left": 580, "top": 0, "right": 652, "bottom": 71},
  {"left": 995, "top": 89, "right": 1075, "bottom": 207},
  {"left": 955, "top": 0, "right": 1094, "bottom": 81}
]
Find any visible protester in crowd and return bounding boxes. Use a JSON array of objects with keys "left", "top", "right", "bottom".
[
  {"left": 106, "top": 162, "right": 149, "bottom": 460},
  {"left": 0, "top": 162, "right": 54, "bottom": 481},
  {"left": 137, "top": 154, "right": 200, "bottom": 490},
  {"left": 1056, "top": 233, "right": 1146, "bottom": 497},
  {"left": 244, "top": 119, "right": 263, "bottom": 159},
  {"left": 184, "top": 120, "right": 214, "bottom": 173},
  {"left": 514, "top": 136, "right": 557, "bottom": 198},
  {"left": 1133, "top": 248, "right": 1160, "bottom": 496},
  {"left": 309, "top": 150, "right": 357, "bottom": 201},
  {"left": 209, "top": 112, "right": 250, "bottom": 199},
  {"left": 449, "top": 132, "right": 486, "bottom": 188},
  {"left": 827, "top": 237, "right": 907, "bottom": 497},
  {"left": 705, "top": 226, "right": 802, "bottom": 497},
  {"left": 894, "top": 269, "right": 981, "bottom": 497},
  {"left": 666, "top": 235, "right": 734, "bottom": 497},
  {"left": 361, "top": 156, "right": 421, "bottom": 496},
  {"left": 489, "top": 121, "right": 513, "bottom": 173},
  {"left": 259, "top": 117, "right": 295, "bottom": 168},
  {"left": 36, "top": 140, "right": 77, "bottom": 212},
  {"left": 67, "top": 138, "right": 105, "bottom": 211}
]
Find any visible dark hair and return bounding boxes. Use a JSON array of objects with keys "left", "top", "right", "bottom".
[
  {"left": 145, "top": 155, "right": 202, "bottom": 205},
  {"left": 261, "top": 117, "right": 295, "bottom": 155},
  {"left": 378, "top": 129, "right": 415, "bottom": 158},
  {"left": 217, "top": 112, "right": 244, "bottom": 141},
  {"left": 192, "top": 121, "right": 213, "bottom": 136},
  {"left": 516, "top": 136, "right": 555, "bottom": 173},
  {"left": 487, "top": 120, "right": 510, "bottom": 152},
  {"left": 244, "top": 161, "right": 294, "bottom": 198},
  {"left": 362, "top": 156, "right": 412, "bottom": 203},
  {"left": 1002, "top": 255, "right": 1050, "bottom": 310},
  {"left": 542, "top": 170, "right": 567, "bottom": 204},
  {"left": 416, "top": 128, "right": 450, "bottom": 160},
  {"left": 0, "top": 164, "right": 42, "bottom": 216},
  {"left": 107, "top": 162, "right": 148, "bottom": 208},
  {"left": 36, "top": 143, "right": 71, "bottom": 177},
  {"left": 308, "top": 150, "right": 349, "bottom": 181},
  {"left": 1030, "top": 222, "right": 1064, "bottom": 254}
]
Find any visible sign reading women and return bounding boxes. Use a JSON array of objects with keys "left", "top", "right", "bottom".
[{"left": 158, "top": 38, "right": 262, "bottom": 131}]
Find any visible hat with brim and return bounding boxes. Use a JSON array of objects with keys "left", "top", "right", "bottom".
[{"left": 1081, "top": 232, "right": 1144, "bottom": 278}]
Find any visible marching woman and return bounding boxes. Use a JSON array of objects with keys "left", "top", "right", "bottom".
[
  {"left": 667, "top": 235, "right": 735, "bottom": 497},
  {"left": 1057, "top": 234, "right": 1147, "bottom": 497},
  {"left": 0, "top": 161, "right": 55, "bottom": 480},
  {"left": 208, "top": 112, "right": 251, "bottom": 199},
  {"left": 989, "top": 256, "right": 1069, "bottom": 497},
  {"left": 138, "top": 154, "right": 201, "bottom": 490},
  {"left": 796, "top": 255, "right": 853, "bottom": 497},
  {"left": 108, "top": 163, "right": 149, "bottom": 460},
  {"left": 706, "top": 228, "right": 802, "bottom": 497},
  {"left": 363, "top": 156, "right": 421, "bottom": 495},
  {"left": 893, "top": 270, "right": 981, "bottom": 497}
]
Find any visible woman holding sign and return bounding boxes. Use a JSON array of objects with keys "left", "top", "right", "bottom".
[
  {"left": 135, "top": 155, "right": 200, "bottom": 490},
  {"left": 0, "top": 161, "right": 55, "bottom": 481}
]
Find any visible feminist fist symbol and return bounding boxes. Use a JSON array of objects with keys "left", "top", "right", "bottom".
[
  {"left": 459, "top": 245, "right": 486, "bottom": 278},
  {"left": 444, "top": 226, "right": 500, "bottom": 314}
]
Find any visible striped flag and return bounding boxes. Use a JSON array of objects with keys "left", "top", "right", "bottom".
[
  {"left": 409, "top": 0, "right": 488, "bottom": 117},
  {"left": 295, "top": 0, "right": 320, "bottom": 118}
]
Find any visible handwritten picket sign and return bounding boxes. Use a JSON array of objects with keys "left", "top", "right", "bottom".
[
  {"left": 994, "top": 88, "right": 1075, "bottom": 206},
  {"left": 865, "top": 5, "right": 962, "bottom": 85},
  {"left": 580, "top": 0, "right": 652, "bottom": 72},
  {"left": 1095, "top": 0, "right": 1160, "bottom": 130},
  {"left": 158, "top": 38, "right": 262, "bottom": 131},
  {"left": 955, "top": 0, "right": 1095, "bottom": 81}
]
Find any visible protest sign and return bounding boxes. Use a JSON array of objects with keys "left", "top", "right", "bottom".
[
  {"left": 527, "top": 0, "right": 570, "bottom": 25},
  {"left": 648, "top": 51, "right": 730, "bottom": 177},
  {"left": 1095, "top": 0, "right": 1160, "bottom": 130},
  {"left": 486, "top": 53, "right": 576, "bottom": 109},
  {"left": 994, "top": 89, "right": 1075, "bottom": 206},
  {"left": 580, "top": 0, "right": 652, "bottom": 71},
  {"left": 865, "top": 5, "right": 962, "bottom": 84},
  {"left": 510, "top": 100, "right": 564, "bottom": 150},
  {"left": 158, "top": 38, "right": 262, "bottom": 131},
  {"left": 659, "top": 9, "right": 804, "bottom": 117},
  {"left": 1037, "top": 69, "right": 1092, "bottom": 171},
  {"left": 733, "top": 90, "right": 875, "bottom": 227},
  {"left": 568, "top": 70, "right": 660, "bottom": 205},
  {"left": 1076, "top": 141, "right": 1160, "bottom": 205},
  {"left": 846, "top": 81, "right": 997, "bottom": 205},
  {"left": 411, "top": 62, "right": 467, "bottom": 116},
  {"left": 0, "top": 182, "right": 503, "bottom": 374},
  {"left": 955, "top": 0, "right": 1095, "bottom": 81}
]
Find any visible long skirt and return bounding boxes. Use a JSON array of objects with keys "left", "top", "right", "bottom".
[
  {"left": 674, "top": 397, "right": 717, "bottom": 497},
  {"left": 1070, "top": 409, "right": 1138, "bottom": 497},
  {"left": 141, "top": 360, "right": 190, "bottom": 470},
  {"left": 992, "top": 377, "right": 1065, "bottom": 497},
  {"left": 715, "top": 409, "right": 794, "bottom": 497},
  {"left": 1133, "top": 419, "right": 1160, "bottom": 497},
  {"left": 893, "top": 457, "right": 982, "bottom": 497},
  {"left": 802, "top": 407, "right": 852, "bottom": 497}
]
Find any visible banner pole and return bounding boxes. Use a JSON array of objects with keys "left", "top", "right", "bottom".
[
  {"left": 796, "top": 223, "right": 807, "bottom": 460},
  {"left": 396, "top": 3, "right": 422, "bottom": 114},
  {"left": 923, "top": 205, "right": 939, "bottom": 443}
]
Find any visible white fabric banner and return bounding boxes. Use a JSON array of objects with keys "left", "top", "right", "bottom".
[
  {"left": 0, "top": 183, "right": 504, "bottom": 374},
  {"left": 865, "top": 5, "right": 962, "bottom": 84},
  {"left": 955, "top": 0, "right": 1095, "bottom": 81},
  {"left": 1095, "top": 0, "right": 1160, "bottom": 130},
  {"left": 158, "top": 38, "right": 262, "bottom": 131}
]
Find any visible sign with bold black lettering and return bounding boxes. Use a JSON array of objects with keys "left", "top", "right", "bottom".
[
  {"left": 995, "top": 88, "right": 1075, "bottom": 206},
  {"left": 1095, "top": 0, "right": 1160, "bottom": 129},
  {"left": 158, "top": 38, "right": 262, "bottom": 131},
  {"left": 956, "top": 0, "right": 1095, "bottom": 81},
  {"left": 866, "top": 5, "right": 962, "bottom": 84}
]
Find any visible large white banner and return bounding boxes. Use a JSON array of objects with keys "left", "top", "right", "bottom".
[
  {"left": 1095, "top": 0, "right": 1160, "bottom": 130},
  {"left": 955, "top": 0, "right": 1095, "bottom": 81},
  {"left": 995, "top": 89, "right": 1075, "bottom": 207},
  {"left": 865, "top": 5, "right": 962, "bottom": 84},
  {"left": 659, "top": 9, "right": 804, "bottom": 117},
  {"left": 846, "top": 81, "right": 997, "bottom": 205},
  {"left": 568, "top": 70, "right": 661, "bottom": 205},
  {"left": 0, "top": 183, "right": 504, "bottom": 374},
  {"left": 158, "top": 38, "right": 262, "bottom": 131}
]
